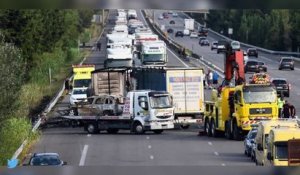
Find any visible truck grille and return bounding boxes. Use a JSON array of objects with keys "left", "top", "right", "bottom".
[
  {"left": 157, "top": 115, "right": 172, "bottom": 119},
  {"left": 249, "top": 108, "right": 272, "bottom": 115}
]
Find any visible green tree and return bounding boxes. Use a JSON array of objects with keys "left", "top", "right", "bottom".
[{"left": 0, "top": 33, "right": 26, "bottom": 120}]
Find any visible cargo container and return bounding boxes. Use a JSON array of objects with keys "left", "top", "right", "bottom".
[
  {"left": 132, "top": 67, "right": 204, "bottom": 128},
  {"left": 89, "top": 67, "right": 204, "bottom": 128}
]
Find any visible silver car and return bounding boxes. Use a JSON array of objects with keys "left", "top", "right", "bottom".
[{"left": 244, "top": 128, "right": 257, "bottom": 157}]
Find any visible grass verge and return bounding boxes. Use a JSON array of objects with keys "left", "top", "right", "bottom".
[{"left": 0, "top": 22, "right": 104, "bottom": 165}]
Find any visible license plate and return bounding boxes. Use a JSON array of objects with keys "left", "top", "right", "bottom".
[
  {"left": 277, "top": 87, "right": 283, "bottom": 89},
  {"left": 161, "top": 124, "right": 168, "bottom": 129}
]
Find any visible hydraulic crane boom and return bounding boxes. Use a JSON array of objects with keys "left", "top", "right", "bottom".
[{"left": 224, "top": 43, "right": 245, "bottom": 86}]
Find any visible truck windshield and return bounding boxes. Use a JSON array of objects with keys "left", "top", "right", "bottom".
[
  {"left": 275, "top": 142, "right": 288, "bottom": 160},
  {"left": 74, "top": 79, "right": 91, "bottom": 88},
  {"left": 150, "top": 96, "right": 172, "bottom": 109},
  {"left": 143, "top": 54, "right": 165, "bottom": 62},
  {"left": 243, "top": 86, "right": 277, "bottom": 104}
]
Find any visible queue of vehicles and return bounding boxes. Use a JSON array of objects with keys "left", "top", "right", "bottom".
[
  {"left": 34, "top": 10, "right": 300, "bottom": 167},
  {"left": 64, "top": 10, "right": 205, "bottom": 135}
]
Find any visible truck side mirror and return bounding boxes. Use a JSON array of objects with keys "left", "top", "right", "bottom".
[{"left": 267, "top": 152, "right": 273, "bottom": 160}]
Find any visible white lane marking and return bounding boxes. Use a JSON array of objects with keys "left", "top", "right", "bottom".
[
  {"left": 150, "top": 155, "right": 154, "bottom": 160},
  {"left": 208, "top": 142, "right": 212, "bottom": 146},
  {"left": 222, "top": 163, "right": 226, "bottom": 166},
  {"left": 79, "top": 145, "right": 89, "bottom": 166},
  {"left": 146, "top": 136, "right": 150, "bottom": 140},
  {"left": 148, "top": 145, "right": 152, "bottom": 149},
  {"left": 167, "top": 47, "right": 189, "bottom": 68},
  {"left": 87, "top": 134, "right": 91, "bottom": 137},
  {"left": 214, "top": 152, "right": 219, "bottom": 156}
]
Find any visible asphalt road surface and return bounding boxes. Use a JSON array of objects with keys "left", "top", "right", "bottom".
[{"left": 28, "top": 10, "right": 257, "bottom": 166}]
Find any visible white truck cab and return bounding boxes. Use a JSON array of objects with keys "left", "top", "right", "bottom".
[
  {"left": 140, "top": 41, "right": 167, "bottom": 66},
  {"left": 106, "top": 34, "right": 133, "bottom": 49},
  {"left": 106, "top": 47, "right": 133, "bottom": 68},
  {"left": 127, "top": 9, "right": 137, "bottom": 20}
]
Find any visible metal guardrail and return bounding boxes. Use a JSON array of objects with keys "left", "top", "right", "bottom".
[
  {"left": 180, "top": 12, "right": 300, "bottom": 60},
  {"left": 11, "top": 12, "right": 110, "bottom": 161}
]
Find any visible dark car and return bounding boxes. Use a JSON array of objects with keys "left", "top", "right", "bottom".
[
  {"left": 200, "top": 39, "right": 210, "bottom": 46},
  {"left": 169, "top": 20, "right": 175, "bottom": 24},
  {"left": 167, "top": 28, "right": 173, "bottom": 33},
  {"left": 25, "top": 153, "right": 67, "bottom": 166},
  {"left": 244, "top": 61, "right": 267, "bottom": 73},
  {"left": 279, "top": 57, "right": 294, "bottom": 70},
  {"left": 198, "top": 27, "right": 208, "bottom": 37},
  {"left": 271, "top": 78, "right": 290, "bottom": 97},
  {"left": 244, "top": 128, "right": 257, "bottom": 157},
  {"left": 162, "top": 12, "right": 169, "bottom": 19},
  {"left": 175, "top": 31, "right": 184, "bottom": 37},
  {"left": 198, "top": 37, "right": 206, "bottom": 43},
  {"left": 247, "top": 48, "right": 258, "bottom": 57}
]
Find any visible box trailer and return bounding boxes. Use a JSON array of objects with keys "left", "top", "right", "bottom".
[{"left": 132, "top": 68, "right": 204, "bottom": 128}]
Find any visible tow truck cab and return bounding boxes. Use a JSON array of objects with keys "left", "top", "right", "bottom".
[{"left": 204, "top": 84, "right": 278, "bottom": 140}]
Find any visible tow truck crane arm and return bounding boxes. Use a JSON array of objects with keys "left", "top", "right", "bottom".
[{"left": 223, "top": 43, "right": 245, "bottom": 86}]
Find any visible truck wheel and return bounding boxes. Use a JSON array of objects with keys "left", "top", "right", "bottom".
[
  {"left": 107, "top": 128, "right": 119, "bottom": 134},
  {"left": 233, "top": 121, "right": 242, "bottom": 141},
  {"left": 204, "top": 118, "right": 211, "bottom": 136},
  {"left": 180, "top": 124, "right": 190, "bottom": 129},
  {"left": 225, "top": 121, "right": 233, "bottom": 140},
  {"left": 153, "top": 130, "right": 163, "bottom": 134},
  {"left": 86, "top": 123, "right": 99, "bottom": 134},
  {"left": 210, "top": 120, "right": 218, "bottom": 137},
  {"left": 133, "top": 122, "right": 145, "bottom": 134}
]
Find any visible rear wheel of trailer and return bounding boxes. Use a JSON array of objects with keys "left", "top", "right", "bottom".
[{"left": 85, "top": 122, "right": 99, "bottom": 134}]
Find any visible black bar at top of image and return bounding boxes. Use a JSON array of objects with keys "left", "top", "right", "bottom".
[{"left": 0, "top": 0, "right": 300, "bottom": 9}]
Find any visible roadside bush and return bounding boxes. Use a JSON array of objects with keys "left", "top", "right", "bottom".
[{"left": 0, "top": 117, "right": 32, "bottom": 165}]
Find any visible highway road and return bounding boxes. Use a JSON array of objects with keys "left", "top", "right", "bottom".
[
  {"left": 28, "top": 10, "right": 255, "bottom": 166},
  {"left": 152, "top": 10, "right": 300, "bottom": 113}
]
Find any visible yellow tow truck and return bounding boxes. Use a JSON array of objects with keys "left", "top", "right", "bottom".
[{"left": 204, "top": 43, "right": 278, "bottom": 140}]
